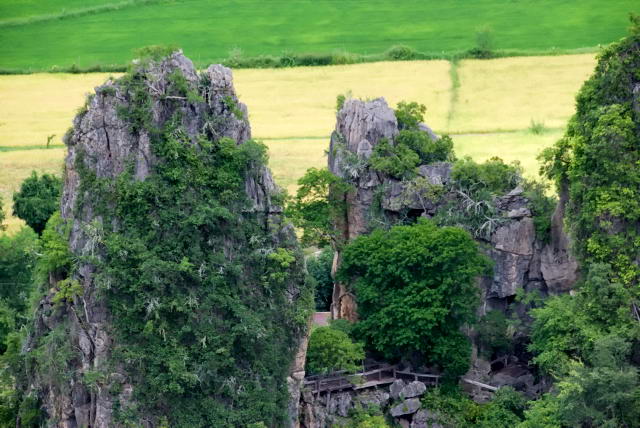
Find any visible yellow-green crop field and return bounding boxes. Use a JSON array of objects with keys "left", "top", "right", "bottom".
[{"left": 0, "top": 54, "right": 597, "bottom": 232}]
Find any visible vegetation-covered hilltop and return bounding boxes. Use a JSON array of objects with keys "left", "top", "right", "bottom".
[
  {"left": 296, "top": 20, "right": 640, "bottom": 427},
  {"left": 0, "top": 50, "right": 313, "bottom": 427}
]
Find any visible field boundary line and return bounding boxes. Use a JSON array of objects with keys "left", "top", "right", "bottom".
[{"left": 0, "top": 0, "right": 169, "bottom": 28}]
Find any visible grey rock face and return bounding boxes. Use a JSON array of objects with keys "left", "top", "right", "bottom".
[
  {"left": 326, "top": 392, "right": 353, "bottom": 417},
  {"left": 357, "top": 390, "right": 391, "bottom": 408},
  {"left": 335, "top": 98, "right": 398, "bottom": 153},
  {"left": 411, "top": 409, "right": 440, "bottom": 428},
  {"left": 390, "top": 398, "right": 422, "bottom": 417},
  {"left": 390, "top": 379, "right": 406, "bottom": 399},
  {"left": 400, "top": 381, "right": 427, "bottom": 399},
  {"left": 540, "top": 184, "right": 578, "bottom": 293},
  {"left": 26, "top": 52, "right": 306, "bottom": 428},
  {"left": 329, "top": 97, "right": 577, "bottom": 307}
]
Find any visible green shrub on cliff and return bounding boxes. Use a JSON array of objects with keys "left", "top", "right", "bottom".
[
  {"left": 306, "top": 326, "right": 364, "bottom": 375},
  {"left": 338, "top": 219, "right": 488, "bottom": 378},
  {"left": 369, "top": 101, "right": 455, "bottom": 178}
]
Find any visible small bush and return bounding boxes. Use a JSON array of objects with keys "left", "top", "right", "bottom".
[
  {"left": 468, "top": 25, "right": 495, "bottom": 59},
  {"left": 385, "top": 45, "right": 417, "bottom": 60},
  {"left": 336, "top": 90, "right": 353, "bottom": 112},
  {"left": 133, "top": 45, "right": 180, "bottom": 62},
  {"left": 369, "top": 138, "right": 420, "bottom": 178},
  {"left": 306, "top": 327, "right": 364, "bottom": 375},
  {"left": 452, "top": 156, "right": 522, "bottom": 196},
  {"left": 528, "top": 119, "right": 547, "bottom": 135},
  {"left": 523, "top": 180, "right": 556, "bottom": 244},
  {"left": 395, "top": 101, "right": 426, "bottom": 130},
  {"left": 396, "top": 130, "right": 455, "bottom": 165}
]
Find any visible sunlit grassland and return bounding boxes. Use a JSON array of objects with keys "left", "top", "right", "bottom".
[
  {"left": 0, "top": 73, "right": 113, "bottom": 147},
  {"left": 236, "top": 61, "right": 451, "bottom": 139},
  {"left": 264, "top": 139, "right": 328, "bottom": 195},
  {"left": 448, "top": 54, "right": 597, "bottom": 133},
  {"left": 0, "top": 54, "right": 596, "bottom": 232},
  {"left": 453, "top": 130, "right": 564, "bottom": 179}
]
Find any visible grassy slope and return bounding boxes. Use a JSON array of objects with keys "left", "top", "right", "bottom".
[
  {"left": 0, "top": 0, "right": 634, "bottom": 71},
  {"left": 0, "top": 54, "right": 595, "bottom": 231}
]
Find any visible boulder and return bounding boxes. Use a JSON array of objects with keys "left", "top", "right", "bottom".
[
  {"left": 400, "top": 381, "right": 427, "bottom": 399},
  {"left": 390, "top": 398, "right": 422, "bottom": 417},
  {"left": 411, "top": 409, "right": 440, "bottom": 428},
  {"left": 390, "top": 379, "right": 406, "bottom": 399},
  {"left": 326, "top": 392, "right": 353, "bottom": 418}
]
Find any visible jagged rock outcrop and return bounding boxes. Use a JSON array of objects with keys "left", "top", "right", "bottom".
[
  {"left": 299, "top": 378, "right": 435, "bottom": 428},
  {"left": 328, "top": 98, "right": 577, "bottom": 311},
  {"left": 21, "top": 51, "right": 310, "bottom": 427},
  {"left": 326, "top": 97, "right": 578, "bottom": 393}
]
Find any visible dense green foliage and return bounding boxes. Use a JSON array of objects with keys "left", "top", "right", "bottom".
[
  {"left": 343, "top": 405, "right": 391, "bottom": 428},
  {"left": 0, "top": 227, "right": 37, "bottom": 353},
  {"left": 338, "top": 219, "right": 488, "bottom": 378},
  {"left": 287, "top": 167, "right": 351, "bottom": 247},
  {"left": 20, "top": 60, "right": 313, "bottom": 427},
  {"left": 540, "top": 27, "right": 640, "bottom": 286},
  {"left": 421, "top": 386, "right": 526, "bottom": 427},
  {"left": 523, "top": 25, "right": 640, "bottom": 427},
  {"left": 305, "top": 326, "right": 364, "bottom": 375},
  {"left": 12, "top": 171, "right": 61, "bottom": 235},
  {"left": 0, "top": 0, "right": 634, "bottom": 72},
  {"left": 529, "top": 263, "right": 638, "bottom": 375},
  {"left": 306, "top": 248, "right": 334, "bottom": 311},
  {"left": 370, "top": 102, "right": 455, "bottom": 178},
  {"left": 435, "top": 156, "right": 522, "bottom": 238},
  {"left": 476, "top": 310, "right": 512, "bottom": 359},
  {"left": 0, "top": 214, "right": 68, "bottom": 427}
]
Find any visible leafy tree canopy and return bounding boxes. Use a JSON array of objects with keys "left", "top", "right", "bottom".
[
  {"left": 306, "top": 326, "right": 364, "bottom": 375},
  {"left": 286, "top": 167, "right": 351, "bottom": 247},
  {"left": 338, "top": 219, "right": 489, "bottom": 378},
  {"left": 12, "top": 172, "right": 62, "bottom": 235}
]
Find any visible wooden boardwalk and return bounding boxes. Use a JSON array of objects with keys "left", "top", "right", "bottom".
[
  {"left": 304, "top": 364, "right": 499, "bottom": 399},
  {"left": 303, "top": 364, "right": 440, "bottom": 399}
]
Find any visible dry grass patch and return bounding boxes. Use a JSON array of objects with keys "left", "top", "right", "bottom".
[
  {"left": 453, "top": 129, "right": 564, "bottom": 179},
  {"left": 448, "top": 54, "right": 596, "bottom": 133},
  {"left": 263, "top": 138, "right": 328, "bottom": 195},
  {"left": 0, "top": 73, "right": 114, "bottom": 147},
  {"left": 235, "top": 60, "right": 451, "bottom": 138}
]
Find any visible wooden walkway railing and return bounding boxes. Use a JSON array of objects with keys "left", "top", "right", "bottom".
[
  {"left": 303, "top": 365, "right": 441, "bottom": 399},
  {"left": 304, "top": 364, "right": 500, "bottom": 399}
]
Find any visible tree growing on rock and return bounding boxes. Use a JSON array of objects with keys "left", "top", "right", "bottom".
[{"left": 337, "top": 219, "right": 489, "bottom": 378}]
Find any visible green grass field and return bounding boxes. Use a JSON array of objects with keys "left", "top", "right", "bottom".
[
  {"left": 0, "top": 54, "right": 596, "bottom": 232},
  {"left": 0, "top": 0, "right": 634, "bottom": 72}
]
